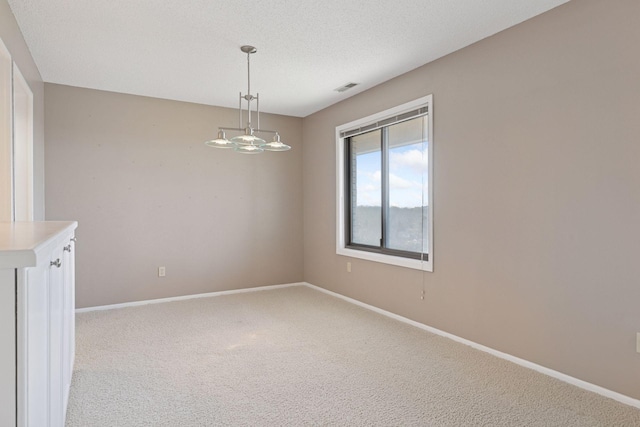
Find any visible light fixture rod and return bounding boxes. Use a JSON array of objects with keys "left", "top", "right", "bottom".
[
  {"left": 246, "top": 50, "right": 251, "bottom": 128},
  {"left": 219, "top": 126, "right": 278, "bottom": 135},
  {"left": 246, "top": 48, "right": 251, "bottom": 100},
  {"left": 240, "top": 45, "right": 257, "bottom": 130}
]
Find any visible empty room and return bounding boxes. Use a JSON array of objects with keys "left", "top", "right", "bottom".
[{"left": 1, "top": 0, "right": 639, "bottom": 425}]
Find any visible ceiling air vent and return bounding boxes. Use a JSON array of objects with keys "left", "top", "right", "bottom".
[{"left": 334, "top": 82, "right": 359, "bottom": 93}]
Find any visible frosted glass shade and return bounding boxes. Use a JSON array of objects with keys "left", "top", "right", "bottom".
[
  {"left": 205, "top": 138, "right": 234, "bottom": 148},
  {"left": 234, "top": 144, "right": 264, "bottom": 154},
  {"left": 205, "top": 130, "right": 234, "bottom": 148},
  {"left": 261, "top": 134, "right": 291, "bottom": 152},
  {"left": 230, "top": 133, "right": 266, "bottom": 146}
]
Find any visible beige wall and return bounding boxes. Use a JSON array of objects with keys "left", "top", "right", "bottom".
[
  {"left": 0, "top": 0, "right": 44, "bottom": 219},
  {"left": 303, "top": 0, "right": 640, "bottom": 400},
  {"left": 45, "top": 84, "right": 303, "bottom": 308},
  {"left": 39, "top": 0, "right": 640, "bottom": 401}
]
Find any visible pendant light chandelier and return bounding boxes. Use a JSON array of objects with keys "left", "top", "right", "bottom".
[{"left": 204, "top": 45, "right": 291, "bottom": 154}]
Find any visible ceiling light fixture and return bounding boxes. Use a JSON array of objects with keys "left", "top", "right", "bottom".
[{"left": 205, "top": 45, "right": 291, "bottom": 154}]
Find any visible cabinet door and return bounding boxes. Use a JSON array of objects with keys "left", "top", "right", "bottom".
[
  {"left": 48, "top": 247, "right": 65, "bottom": 427},
  {"left": 0, "top": 269, "right": 16, "bottom": 426},
  {"left": 61, "top": 238, "right": 75, "bottom": 413},
  {"left": 18, "top": 260, "right": 50, "bottom": 427},
  {"left": 69, "top": 239, "right": 75, "bottom": 368}
]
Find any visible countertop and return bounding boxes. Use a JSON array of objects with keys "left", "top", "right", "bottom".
[{"left": 0, "top": 221, "right": 77, "bottom": 268}]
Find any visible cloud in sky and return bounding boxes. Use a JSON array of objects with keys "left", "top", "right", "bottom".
[
  {"left": 356, "top": 170, "right": 381, "bottom": 205},
  {"left": 357, "top": 170, "right": 426, "bottom": 208},
  {"left": 390, "top": 148, "right": 428, "bottom": 175},
  {"left": 389, "top": 173, "right": 414, "bottom": 189},
  {"left": 354, "top": 144, "right": 429, "bottom": 208}
]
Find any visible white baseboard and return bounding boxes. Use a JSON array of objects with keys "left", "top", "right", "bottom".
[
  {"left": 302, "top": 282, "right": 640, "bottom": 410},
  {"left": 75, "top": 282, "right": 305, "bottom": 313}
]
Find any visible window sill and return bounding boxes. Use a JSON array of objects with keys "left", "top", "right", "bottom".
[{"left": 337, "top": 246, "right": 433, "bottom": 272}]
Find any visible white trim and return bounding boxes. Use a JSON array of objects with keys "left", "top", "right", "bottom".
[
  {"left": 302, "top": 282, "right": 640, "bottom": 410},
  {"left": 335, "top": 95, "right": 434, "bottom": 272},
  {"left": 337, "top": 247, "right": 430, "bottom": 270},
  {"left": 75, "top": 282, "right": 305, "bottom": 313},
  {"left": 0, "top": 38, "right": 13, "bottom": 222},
  {"left": 12, "top": 63, "right": 34, "bottom": 222}
]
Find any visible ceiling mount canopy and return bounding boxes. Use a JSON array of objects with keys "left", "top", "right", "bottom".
[{"left": 205, "top": 45, "right": 291, "bottom": 154}]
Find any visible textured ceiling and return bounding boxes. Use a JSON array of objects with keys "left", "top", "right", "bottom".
[{"left": 8, "top": 0, "right": 568, "bottom": 117}]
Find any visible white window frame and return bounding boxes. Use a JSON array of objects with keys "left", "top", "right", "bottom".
[{"left": 336, "top": 95, "right": 434, "bottom": 272}]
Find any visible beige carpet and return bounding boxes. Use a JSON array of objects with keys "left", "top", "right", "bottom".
[{"left": 66, "top": 286, "right": 640, "bottom": 426}]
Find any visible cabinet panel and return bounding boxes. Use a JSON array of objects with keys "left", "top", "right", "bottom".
[
  {"left": 21, "top": 261, "right": 50, "bottom": 427},
  {"left": 62, "top": 240, "right": 75, "bottom": 414},
  {"left": 48, "top": 248, "right": 65, "bottom": 426},
  {"left": 0, "top": 269, "right": 16, "bottom": 425}
]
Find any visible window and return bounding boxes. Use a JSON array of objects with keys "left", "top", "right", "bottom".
[{"left": 336, "top": 96, "right": 433, "bottom": 272}]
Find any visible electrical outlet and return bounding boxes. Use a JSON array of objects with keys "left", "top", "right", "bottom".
[
  {"left": 637, "top": 333, "right": 640, "bottom": 353},
  {"left": 158, "top": 266, "right": 166, "bottom": 277},
  {"left": 347, "top": 262, "right": 351, "bottom": 273}
]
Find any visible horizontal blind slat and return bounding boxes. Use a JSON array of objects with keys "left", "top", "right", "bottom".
[{"left": 340, "top": 106, "right": 428, "bottom": 138}]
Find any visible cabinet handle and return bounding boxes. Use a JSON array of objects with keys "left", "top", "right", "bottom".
[
  {"left": 64, "top": 245, "right": 72, "bottom": 252},
  {"left": 71, "top": 237, "right": 77, "bottom": 242},
  {"left": 50, "top": 259, "right": 62, "bottom": 268}
]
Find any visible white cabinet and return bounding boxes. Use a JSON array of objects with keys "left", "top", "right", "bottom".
[
  {"left": 62, "top": 238, "right": 75, "bottom": 413},
  {"left": 0, "top": 221, "right": 77, "bottom": 427}
]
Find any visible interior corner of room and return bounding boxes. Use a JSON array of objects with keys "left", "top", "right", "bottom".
[{"left": 1, "top": 0, "right": 640, "bottom": 425}]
